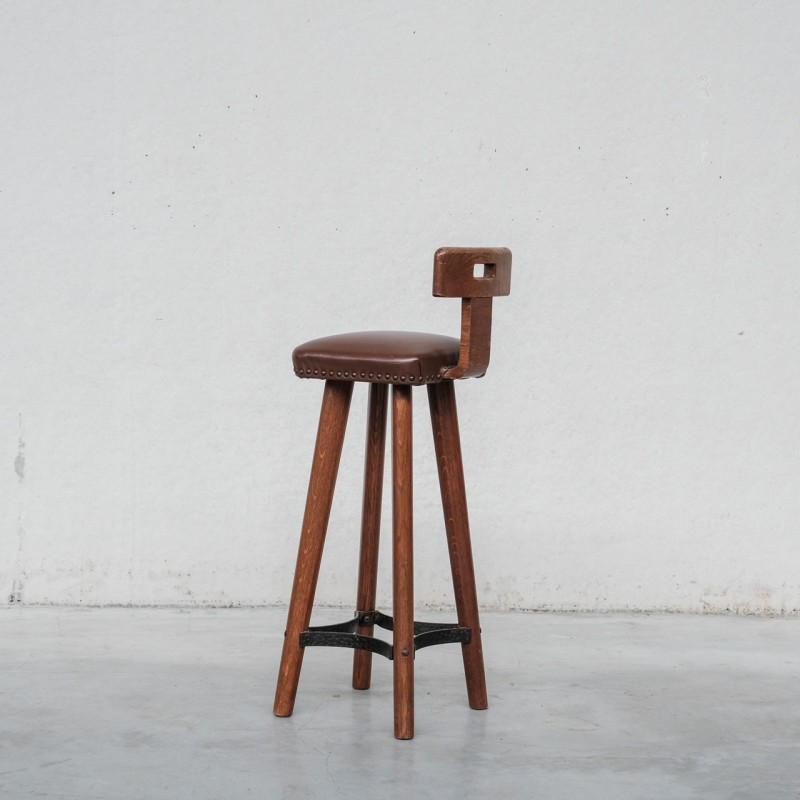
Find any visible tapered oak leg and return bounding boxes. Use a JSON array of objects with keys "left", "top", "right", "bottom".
[
  {"left": 392, "top": 384, "right": 414, "bottom": 739},
  {"left": 274, "top": 380, "right": 354, "bottom": 717},
  {"left": 352, "top": 383, "right": 388, "bottom": 690},
  {"left": 427, "top": 381, "right": 488, "bottom": 710}
]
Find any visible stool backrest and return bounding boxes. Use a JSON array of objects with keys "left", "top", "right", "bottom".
[{"left": 432, "top": 247, "right": 512, "bottom": 379}]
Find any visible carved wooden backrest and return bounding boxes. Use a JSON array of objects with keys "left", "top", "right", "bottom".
[{"left": 432, "top": 247, "right": 512, "bottom": 379}]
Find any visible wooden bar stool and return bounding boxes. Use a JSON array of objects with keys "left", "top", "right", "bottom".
[{"left": 273, "top": 246, "right": 512, "bottom": 739}]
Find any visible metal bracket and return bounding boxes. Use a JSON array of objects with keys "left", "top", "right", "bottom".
[{"left": 298, "top": 610, "right": 471, "bottom": 660}]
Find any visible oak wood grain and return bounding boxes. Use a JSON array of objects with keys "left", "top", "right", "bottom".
[
  {"left": 273, "top": 380, "right": 353, "bottom": 717},
  {"left": 392, "top": 384, "right": 415, "bottom": 739},
  {"left": 427, "top": 380, "right": 488, "bottom": 710},
  {"left": 352, "top": 383, "right": 388, "bottom": 690}
]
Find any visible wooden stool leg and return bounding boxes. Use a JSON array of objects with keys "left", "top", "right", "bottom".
[
  {"left": 353, "top": 383, "right": 388, "bottom": 690},
  {"left": 273, "top": 379, "right": 354, "bottom": 718},
  {"left": 392, "top": 384, "right": 414, "bottom": 739},
  {"left": 427, "top": 381, "right": 489, "bottom": 710}
]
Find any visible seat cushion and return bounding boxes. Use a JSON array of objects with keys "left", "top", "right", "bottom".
[{"left": 293, "top": 331, "right": 460, "bottom": 384}]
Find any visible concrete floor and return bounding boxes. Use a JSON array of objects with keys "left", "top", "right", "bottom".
[{"left": 0, "top": 608, "right": 798, "bottom": 800}]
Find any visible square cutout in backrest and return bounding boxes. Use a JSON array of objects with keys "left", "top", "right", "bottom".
[{"left": 473, "top": 262, "right": 497, "bottom": 279}]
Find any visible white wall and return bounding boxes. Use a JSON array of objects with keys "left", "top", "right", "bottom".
[{"left": 2, "top": 1, "right": 799, "bottom": 612}]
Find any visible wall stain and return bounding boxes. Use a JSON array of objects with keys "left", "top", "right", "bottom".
[
  {"left": 11, "top": 414, "right": 26, "bottom": 604},
  {"left": 14, "top": 435, "right": 25, "bottom": 481},
  {"left": 8, "top": 579, "right": 23, "bottom": 604}
]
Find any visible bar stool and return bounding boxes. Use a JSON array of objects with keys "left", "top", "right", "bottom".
[{"left": 273, "top": 246, "right": 512, "bottom": 739}]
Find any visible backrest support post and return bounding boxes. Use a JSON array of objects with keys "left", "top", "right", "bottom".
[{"left": 441, "top": 297, "right": 493, "bottom": 379}]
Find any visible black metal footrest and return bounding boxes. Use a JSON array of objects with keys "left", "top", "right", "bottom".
[{"left": 298, "top": 610, "right": 471, "bottom": 660}]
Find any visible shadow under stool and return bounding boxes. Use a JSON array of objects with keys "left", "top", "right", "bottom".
[{"left": 273, "top": 246, "right": 512, "bottom": 739}]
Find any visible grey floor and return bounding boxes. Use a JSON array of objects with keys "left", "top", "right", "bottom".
[{"left": 0, "top": 608, "right": 798, "bottom": 800}]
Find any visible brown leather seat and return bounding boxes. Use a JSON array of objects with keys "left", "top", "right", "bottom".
[{"left": 292, "top": 331, "right": 460, "bottom": 385}]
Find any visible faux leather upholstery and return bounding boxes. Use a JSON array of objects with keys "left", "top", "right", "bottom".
[{"left": 293, "top": 331, "right": 460, "bottom": 384}]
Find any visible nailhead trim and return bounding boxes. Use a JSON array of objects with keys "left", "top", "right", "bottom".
[{"left": 293, "top": 367, "right": 443, "bottom": 384}]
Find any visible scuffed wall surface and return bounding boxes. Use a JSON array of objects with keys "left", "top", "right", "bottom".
[{"left": 1, "top": 2, "right": 799, "bottom": 612}]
